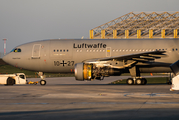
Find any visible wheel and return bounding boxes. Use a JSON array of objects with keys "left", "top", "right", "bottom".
[
  {"left": 136, "top": 79, "right": 142, "bottom": 85},
  {"left": 142, "top": 78, "right": 147, "bottom": 85},
  {"left": 40, "top": 80, "right": 46, "bottom": 85},
  {"left": 33, "top": 82, "right": 37, "bottom": 85},
  {"left": 7, "top": 77, "right": 15, "bottom": 85},
  {"left": 127, "top": 78, "right": 134, "bottom": 85}
]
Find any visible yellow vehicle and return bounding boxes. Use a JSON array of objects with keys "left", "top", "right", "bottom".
[{"left": 27, "top": 81, "right": 38, "bottom": 85}]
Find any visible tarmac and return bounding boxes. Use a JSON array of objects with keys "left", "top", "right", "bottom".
[{"left": 0, "top": 76, "right": 179, "bottom": 120}]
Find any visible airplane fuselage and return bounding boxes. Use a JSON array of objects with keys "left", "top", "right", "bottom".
[{"left": 3, "top": 38, "right": 179, "bottom": 74}]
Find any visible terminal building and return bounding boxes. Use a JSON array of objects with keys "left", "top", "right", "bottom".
[{"left": 89, "top": 11, "right": 179, "bottom": 39}]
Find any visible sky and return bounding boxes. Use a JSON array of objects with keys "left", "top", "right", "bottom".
[{"left": 0, "top": 0, "right": 178, "bottom": 54}]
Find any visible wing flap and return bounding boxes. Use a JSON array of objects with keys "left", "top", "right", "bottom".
[{"left": 84, "top": 50, "right": 166, "bottom": 63}]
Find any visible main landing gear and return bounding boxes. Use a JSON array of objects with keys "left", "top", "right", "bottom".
[
  {"left": 127, "top": 66, "right": 147, "bottom": 85},
  {"left": 126, "top": 78, "right": 147, "bottom": 85}
]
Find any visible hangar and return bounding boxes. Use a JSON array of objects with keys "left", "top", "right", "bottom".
[{"left": 90, "top": 11, "right": 179, "bottom": 39}]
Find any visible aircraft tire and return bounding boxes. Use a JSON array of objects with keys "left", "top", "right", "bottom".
[
  {"left": 40, "top": 80, "right": 46, "bottom": 86},
  {"left": 142, "top": 78, "right": 147, "bottom": 85},
  {"left": 127, "top": 78, "right": 134, "bottom": 85},
  {"left": 136, "top": 79, "right": 142, "bottom": 85},
  {"left": 7, "top": 77, "right": 15, "bottom": 85}
]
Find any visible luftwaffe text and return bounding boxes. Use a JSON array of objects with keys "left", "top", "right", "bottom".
[{"left": 73, "top": 43, "right": 106, "bottom": 48}]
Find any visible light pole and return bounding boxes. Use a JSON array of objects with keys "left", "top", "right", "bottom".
[{"left": 2, "top": 38, "right": 7, "bottom": 55}]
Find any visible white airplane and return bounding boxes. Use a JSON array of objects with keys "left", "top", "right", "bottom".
[{"left": 3, "top": 38, "right": 179, "bottom": 85}]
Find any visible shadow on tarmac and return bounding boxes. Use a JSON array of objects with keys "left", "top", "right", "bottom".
[{"left": 0, "top": 108, "right": 179, "bottom": 120}]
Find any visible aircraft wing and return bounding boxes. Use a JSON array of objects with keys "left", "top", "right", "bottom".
[{"left": 83, "top": 50, "right": 167, "bottom": 69}]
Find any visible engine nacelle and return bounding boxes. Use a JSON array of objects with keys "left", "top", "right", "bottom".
[
  {"left": 75, "top": 63, "right": 123, "bottom": 81},
  {"left": 74, "top": 63, "right": 93, "bottom": 81}
]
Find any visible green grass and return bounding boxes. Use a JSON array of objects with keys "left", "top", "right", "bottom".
[
  {"left": 109, "top": 77, "right": 169, "bottom": 84},
  {"left": 0, "top": 64, "right": 74, "bottom": 78},
  {"left": 0, "top": 65, "right": 36, "bottom": 75}
]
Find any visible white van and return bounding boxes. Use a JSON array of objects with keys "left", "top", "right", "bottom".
[{"left": 0, "top": 73, "right": 27, "bottom": 85}]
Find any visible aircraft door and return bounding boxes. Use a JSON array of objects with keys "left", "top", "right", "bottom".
[
  {"left": 32, "top": 44, "right": 41, "bottom": 59},
  {"left": 106, "top": 47, "right": 111, "bottom": 57}
]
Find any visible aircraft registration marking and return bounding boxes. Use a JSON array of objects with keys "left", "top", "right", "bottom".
[{"left": 54, "top": 61, "right": 74, "bottom": 67}]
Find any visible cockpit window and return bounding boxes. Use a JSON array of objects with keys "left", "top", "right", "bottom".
[
  {"left": 13, "top": 48, "right": 21, "bottom": 53},
  {"left": 10, "top": 49, "right": 15, "bottom": 52}
]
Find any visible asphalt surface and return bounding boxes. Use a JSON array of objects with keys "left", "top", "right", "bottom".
[{"left": 0, "top": 76, "right": 179, "bottom": 120}]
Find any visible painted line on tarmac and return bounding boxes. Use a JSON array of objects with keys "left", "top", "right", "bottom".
[{"left": 40, "top": 93, "right": 179, "bottom": 98}]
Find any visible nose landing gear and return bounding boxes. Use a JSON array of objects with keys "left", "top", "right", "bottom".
[
  {"left": 38, "top": 72, "right": 46, "bottom": 86},
  {"left": 40, "top": 80, "right": 46, "bottom": 85}
]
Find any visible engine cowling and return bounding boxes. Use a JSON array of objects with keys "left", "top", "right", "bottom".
[{"left": 74, "top": 63, "right": 93, "bottom": 81}]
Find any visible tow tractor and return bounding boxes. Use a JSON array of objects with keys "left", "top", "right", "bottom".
[
  {"left": 0, "top": 73, "right": 27, "bottom": 85},
  {"left": 0, "top": 73, "right": 46, "bottom": 86}
]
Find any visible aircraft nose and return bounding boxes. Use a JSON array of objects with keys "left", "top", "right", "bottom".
[{"left": 2, "top": 54, "right": 9, "bottom": 64}]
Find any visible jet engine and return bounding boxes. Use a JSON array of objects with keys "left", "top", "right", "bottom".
[
  {"left": 74, "top": 63, "right": 122, "bottom": 81},
  {"left": 75, "top": 63, "right": 93, "bottom": 80}
]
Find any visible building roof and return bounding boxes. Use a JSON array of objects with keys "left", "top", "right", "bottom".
[{"left": 91, "top": 12, "right": 179, "bottom": 38}]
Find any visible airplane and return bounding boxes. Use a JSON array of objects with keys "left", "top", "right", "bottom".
[{"left": 2, "top": 38, "right": 179, "bottom": 85}]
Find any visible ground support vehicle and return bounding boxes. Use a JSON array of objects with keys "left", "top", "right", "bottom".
[{"left": 0, "top": 73, "right": 27, "bottom": 85}]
